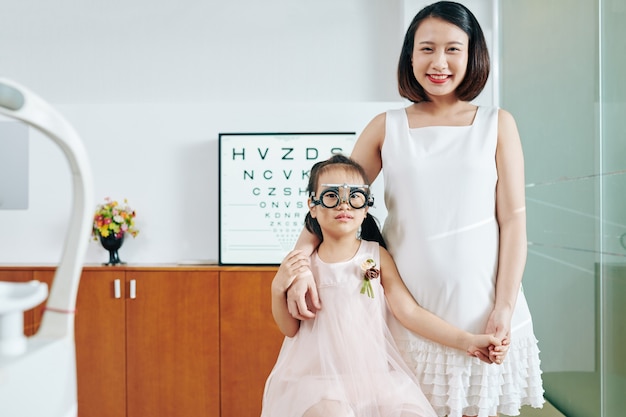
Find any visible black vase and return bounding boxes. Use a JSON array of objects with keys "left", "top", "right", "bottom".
[{"left": 99, "top": 233, "right": 125, "bottom": 266}]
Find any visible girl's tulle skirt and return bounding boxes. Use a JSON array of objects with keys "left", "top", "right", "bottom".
[{"left": 261, "top": 280, "right": 438, "bottom": 417}]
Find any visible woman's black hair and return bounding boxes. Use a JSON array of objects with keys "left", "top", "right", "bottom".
[
  {"left": 397, "top": 1, "right": 490, "bottom": 103},
  {"left": 304, "top": 154, "right": 387, "bottom": 249}
]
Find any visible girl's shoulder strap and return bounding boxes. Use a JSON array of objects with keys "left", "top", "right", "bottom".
[{"left": 359, "top": 239, "right": 381, "bottom": 265}]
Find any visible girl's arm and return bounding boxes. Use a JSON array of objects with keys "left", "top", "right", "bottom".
[
  {"left": 286, "top": 112, "right": 386, "bottom": 319},
  {"left": 271, "top": 250, "right": 311, "bottom": 337},
  {"left": 380, "top": 248, "right": 504, "bottom": 362},
  {"left": 486, "top": 109, "right": 528, "bottom": 342}
]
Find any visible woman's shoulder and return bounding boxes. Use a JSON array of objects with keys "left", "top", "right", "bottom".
[
  {"left": 495, "top": 107, "right": 519, "bottom": 134},
  {"left": 476, "top": 106, "right": 516, "bottom": 129},
  {"left": 494, "top": 107, "right": 522, "bottom": 150},
  {"left": 356, "top": 113, "right": 387, "bottom": 148},
  {"left": 368, "top": 111, "right": 387, "bottom": 127},
  {"left": 496, "top": 107, "right": 516, "bottom": 124},
  {"left": 368, "top": 106, "right": 409, "bottom": 124},
  {"left": 361, "top": 106, "right": 408, "bottom": 136}
]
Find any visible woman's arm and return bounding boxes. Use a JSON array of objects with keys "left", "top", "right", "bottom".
[
  {"left": 380, "top": 248, "right": 504, "bottom": 362},
  {"left": 286, "top": 112, "right": 387, "bottom": 319},
  {"left": 350, "top": 112, "right": 385, "bottom": 184},
  {"left": 285, "top": 229, "right": 321, "bottom": 319},
  {"left": 272, "top": 250, "right": 311, "bottom": 337},
  {"left": 486, "top": 109, "right": 528, "bottom": 341}
]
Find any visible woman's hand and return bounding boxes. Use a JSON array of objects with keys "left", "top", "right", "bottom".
[
  {"left": 484, "top": 306, "right": 513, "bottom": 363},
  {"left": 466, "top": 334, "right": 508, "bottom": 364},
  {"left": 271, "top": 250, "right": 311, "bottom": 337},
  {"left": 488, "top": 337, "right": 510, "bottom": 364},
  {"left": 272, "top": 250, "right": 311, "bottom": 295},
  {"left": 286, "top": 268, "right": 320, "bottom": 320}
]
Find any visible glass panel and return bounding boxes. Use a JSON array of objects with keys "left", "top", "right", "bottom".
[
  {"left": 600, "top": 0, "right": 626, "bottom": 415},
  {"left": 500, "top": 0, "right": 602, "bottom": 416}
]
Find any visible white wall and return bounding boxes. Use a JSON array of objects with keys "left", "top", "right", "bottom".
[
  {"left": 1, "top": 0, "right": 404, "bottom": 103},
  {"left": 0, "top": 101, "right": 401, "bottom": 265},
  {"left": 0, "top": 0, "right": 495, "bottom": 265}
]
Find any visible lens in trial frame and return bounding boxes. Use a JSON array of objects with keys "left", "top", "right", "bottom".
[{"left": 311, "top": 184, "right": 373, "bottom": 209}]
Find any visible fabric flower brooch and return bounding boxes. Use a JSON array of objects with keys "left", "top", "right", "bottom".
[{"left": 360, "top": 258, "right": 380, "bottom": 298}]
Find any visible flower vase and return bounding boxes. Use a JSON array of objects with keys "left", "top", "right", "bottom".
[{"left": 99, "top": 233, "right": 126, "bottom": 266}]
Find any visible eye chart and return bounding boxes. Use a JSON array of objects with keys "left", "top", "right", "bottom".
[{"left": 219, "top": 132, "right": 356, "bottom": 265}]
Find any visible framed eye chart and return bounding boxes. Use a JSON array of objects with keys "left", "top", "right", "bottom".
[{"left": 218, "top": 132, "right": 356, "bottom": 265}]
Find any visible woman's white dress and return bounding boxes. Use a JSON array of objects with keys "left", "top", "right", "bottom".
[
  {"left": 381, "top": 106, "right": 544, "bottom": 417},
  {"left": 261, "top": 240, "right": 438, "bottom": 417}
]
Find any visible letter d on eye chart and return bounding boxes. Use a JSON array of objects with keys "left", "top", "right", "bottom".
[{"left": 218, "top": 132, "right": 356, "bottom": 265}]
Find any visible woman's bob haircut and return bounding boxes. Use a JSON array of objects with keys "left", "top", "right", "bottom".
[{"left": 398, "top": 1, "right": 490, "bottom": 103}]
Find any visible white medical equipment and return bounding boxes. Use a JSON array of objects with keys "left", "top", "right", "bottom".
[{"left": 0, "top": 78, "right": 94, "bottom": 417}]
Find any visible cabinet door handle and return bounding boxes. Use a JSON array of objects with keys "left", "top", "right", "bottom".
[
  {"left": 114, "top": 279, "right": 121, "bottom": 299},
  {"left": 129, "top": 279, "right": 136, "bottom": 299}
]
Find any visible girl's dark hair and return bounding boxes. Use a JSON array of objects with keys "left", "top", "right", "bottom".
[
  {"left": 304, "top": 154, "right": 387, "bottom": 249},
  {"left": 398, "top": 1, "right": 490, "bottom": 103}
]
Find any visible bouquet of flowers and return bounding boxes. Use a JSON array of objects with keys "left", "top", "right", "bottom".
[{"left": 92, "top": 197, "right": 139, "bottom": 240}]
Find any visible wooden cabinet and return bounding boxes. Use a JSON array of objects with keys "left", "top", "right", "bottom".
[
  {"left": 0, "top": 265, "right": 281, "bottom": 417},
  {"left": 76, "top": 267, "right": 220, "bottom": 417},
  {"left": 125, "top": 269, "right": 220, "bottom": 417},
  {"left": 220, "top": 270, "right": 284, "bottom": 417},
  {"left": 75, "top": 269, "right": 126, "bottom": 417}
]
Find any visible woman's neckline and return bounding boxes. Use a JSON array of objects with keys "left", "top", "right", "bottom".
[{"left": 404, "top": 104, "right": 481, "bottom": 130}]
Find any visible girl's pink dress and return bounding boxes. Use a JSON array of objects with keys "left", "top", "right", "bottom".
[{"left": 261, "top": 240, "right": 437, "bottom": 417}]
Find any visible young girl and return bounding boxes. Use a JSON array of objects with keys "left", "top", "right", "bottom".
[
  {"left": 286, "top": 3, "right": 545, "bottom": 417},
  {"left": 261, "top": 155, "right": 506, "bottom": 417}
]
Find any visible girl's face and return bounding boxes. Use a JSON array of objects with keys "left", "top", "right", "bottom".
[
  {"left": 411, "top": 17, "right": 469, "bottom": 100},
  {"left": 309, "top": 169, "right": 369, "bottom": 240}
]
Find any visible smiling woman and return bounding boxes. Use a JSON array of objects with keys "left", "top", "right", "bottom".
[{"left": 285, "top": 2, "right": 544, "bottom": 417}]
